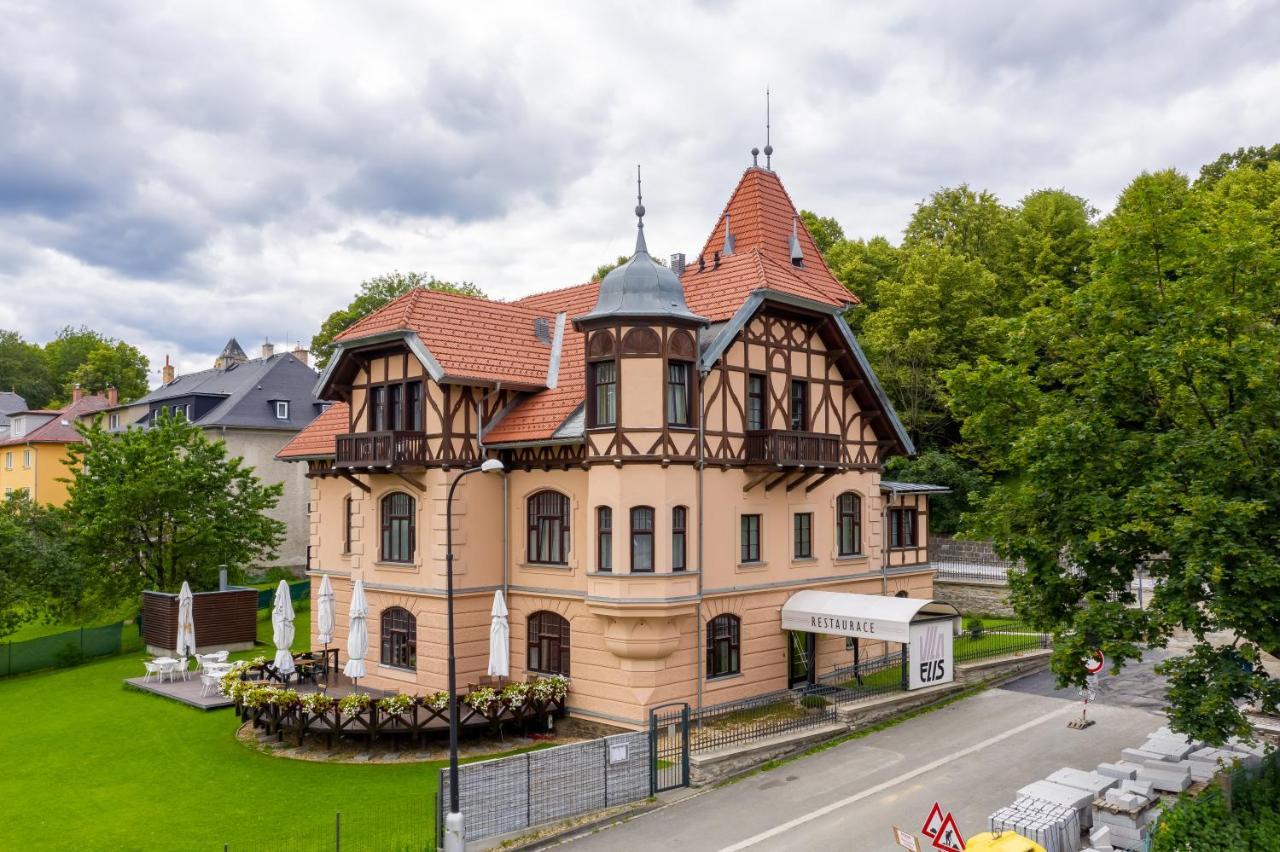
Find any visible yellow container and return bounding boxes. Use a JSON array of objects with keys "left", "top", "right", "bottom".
[{"left": 963, "top": 831, "right": 1047, "bottom": 852}]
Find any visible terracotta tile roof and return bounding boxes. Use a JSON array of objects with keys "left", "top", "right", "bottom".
[
  {"left": 277, "top": 402, "right": 348, "bottom": 459},
  {"left": 0, "top": 395, "right": 112, "bottom": 446},
  {"left": 692, "top": 167, "right": 855, "bottom": 309},
  {"left": 335, "top": 289, "right": 555, "bottom": 386}
]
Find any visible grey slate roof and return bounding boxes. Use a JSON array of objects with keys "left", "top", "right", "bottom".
[
  {"left": 575, "top": 224, "right": 707, "bottom": 326},
  {"left": 880, "top": 480, "right": 952, "bottom": 496},
  {"left": 0, "top": 392, "right": 27, "bottom": 430},
  {"left": 132, "top": 352, "right": 323, "bottom": 431}
]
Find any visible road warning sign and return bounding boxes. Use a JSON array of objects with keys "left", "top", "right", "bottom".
[
  {"left": 921, "top": 802, "right": 945, "bottom": 838},
  {"left": 1084, "top": 650, "right": 1105, "bottom": 675},
  {"left": 930, "top": 812, "right": 965, "bottom": 852}
]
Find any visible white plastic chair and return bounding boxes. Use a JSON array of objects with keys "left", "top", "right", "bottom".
[
  {"left": 199, "top": 672, "right": 220, "bottom": 697},
  {"left": 212, "top": 650, "right": 229, "bottom": 663},
  {"left": 143, "top": 660, "right": 163, "bottom": 683},
  {"left": 175, "top": 656, "right": 191, "bottom": 681}
]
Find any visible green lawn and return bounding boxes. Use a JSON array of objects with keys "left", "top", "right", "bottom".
[{"left": 0, "top": 608, "right": 449, "bottom": 852}]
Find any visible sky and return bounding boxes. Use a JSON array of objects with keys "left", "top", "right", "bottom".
[{"left": 1, "top": 0, "right": 1278, "bottom": 379}]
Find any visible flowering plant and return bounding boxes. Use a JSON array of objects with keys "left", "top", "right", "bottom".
[
  {"left": 501, "top": 682, "right": 529, "bottom": 709},
  {"left": 250, "top": 655, "right": 268, "bottom": 668},
  {"left": 241, "top": 686, "right": 279, "bottom": 709},
  {"left": 265, "top": 688, "right": 300, "bottom": 709},
  {"left": 300, "top": 692, "right": 334, "bottom": 715},
  {"left": 531, "top": 674, "right": 570, "bottom": 702},
  {"left": 338, "top": 692, "right": 372, "bottom": 717},
  {"left": 465, "top": 687, "right": 499, "bottom": 713},
  {"left": 377, "top": 693, "right": 415, "bottom": 715},
  {"left": 424, "top": 691, "right": 451, "bottom": 712},
  {"left": 219, "top": 662, "right": 251, "bottom": 700}
]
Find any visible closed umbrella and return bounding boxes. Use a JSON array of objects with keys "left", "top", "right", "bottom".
[
  {"left": 176, "top": 581, "right": 196, "bottom": 657},
  {"left": 343, "top": 577, "right": 368, "bottom": 686},
  {"left": 271, "top": 580, "right": 296, "bottom": 676},
  {"left": 316, "top": 574, "right": 335, "bottom": 647},
  {"left": 487, "top": 590, "right": 510, "bottom": 678}
]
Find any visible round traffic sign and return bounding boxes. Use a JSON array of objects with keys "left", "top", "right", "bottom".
[{"left": 1084, "top": 650, "right": 1105, "bottom": 675}]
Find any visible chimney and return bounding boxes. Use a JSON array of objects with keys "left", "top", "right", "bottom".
[
  {"left": 713, "top": 251, "right": 721, "bottom": 270},
  {"left": 670, "top": 253, "right": 686, "bottom": 277},
  {"left": 162, "top": 355, "right": 175, "bottom": 385},
  {"left": 72, "top": 385, "right": 84, "bottom": 403},
  {"left": 106, "top": 386, "right": 118, "bottom": 406},
  {"left": 261, "top": 340, "right": 275, "bottom": 359},
  {"left": 533, "top": 317, "right": 551, "bottom": 344},
  {"left": 291, "top": 344, "right": 309, "bottom": 366}
]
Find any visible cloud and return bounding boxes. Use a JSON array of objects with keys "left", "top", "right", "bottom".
[{"left": 1, "top": 0, "right": 1278, "bottom": 375}]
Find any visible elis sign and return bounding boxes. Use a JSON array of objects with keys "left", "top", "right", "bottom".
[{"left": 908, "top": 620, "right": 955, "bottom": 690}]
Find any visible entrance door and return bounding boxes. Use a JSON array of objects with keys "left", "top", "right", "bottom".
[{"left": 788, "top": 631, "right": 816, "bottom": 688}]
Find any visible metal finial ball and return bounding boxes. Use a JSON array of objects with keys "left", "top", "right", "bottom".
[
  {"left": 635, "top": 204, "right": 645, "bottom": 218},
  {"left": 751, "top": 147, "right": 759, "bottom": 156},
  {"left": 764, "top": 144, "right": 773, "bottom": 155}
]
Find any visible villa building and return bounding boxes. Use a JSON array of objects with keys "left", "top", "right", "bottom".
[
  {"left": 0, "top": 388, "right": 114, "bottom": 504},
  {"left": 279, "top": 159, "right": 944, "bottom": 730}
]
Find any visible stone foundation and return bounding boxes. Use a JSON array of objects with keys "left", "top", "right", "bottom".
[{"left": 933, "top": 578, "right": 1015, "bottom": 617}]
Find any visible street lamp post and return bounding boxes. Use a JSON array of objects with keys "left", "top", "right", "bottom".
[{"left": 444, "top": 458, "right": 505, "bottom": 852}]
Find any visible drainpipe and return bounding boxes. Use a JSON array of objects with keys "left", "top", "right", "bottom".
[
  {"left": 475, "top": 383, "right": 508, "bottom": 598},
  {"left": 695, "top": 369, "right": 707, "bottom": 714}
]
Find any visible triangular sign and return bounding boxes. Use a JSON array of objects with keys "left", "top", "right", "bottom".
[
  {"left": 930, "top": 813, "right": 965, "bottom": 852},
  {"left": 921, "top": 802, "right": 945, "bottom": 838}
]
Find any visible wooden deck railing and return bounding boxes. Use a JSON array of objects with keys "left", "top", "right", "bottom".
[
  {"left": 744, "top": 429, "right": 843, "bottom": 466},
  {"left": 335, "top": 431, "right": 427, "bottom": 468}
]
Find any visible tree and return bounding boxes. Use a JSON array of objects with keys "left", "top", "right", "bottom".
[
  {"left": 0, "top": 331, "right": 55, "bottom": 409},
  {"left": 68, "top": 341, "right": 150, "bottom": 403},
  {"left": 0, "top": 494, "right": 83, "bottom": 636},
  {"left": 827, "top": 236, "right": 900, "bottom": 334},
  {"left": 1196, "top": 143, "right": 1280, "bottom": 187},
  {"left": 64, "top": 411, "right": 285, "bottom": 600},
  {"left": 884, "top": 451, "right": 989, "bottom": 536},
  {"left": 946, "top": 165, "right": 1280, "bottom": 744},
  {"left": 310, "top": 272, "right": 484, "bottom": 369},
  {"left": 43, "top": 326, "right": 109, "bottom": 402}
]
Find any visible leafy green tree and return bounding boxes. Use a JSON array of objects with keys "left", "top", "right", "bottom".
[
  {"left": 1196, "top": 143, "right": 1280, "bottom": 187},
  {"left": 903, "top": 184, "right": 1017, "bottom": 276},
  {"left": 43, "top": 326, "right": 109, "bottom": 402},
  {"left": 310, "top": 272, "right": 485, "bottom": 369},
  {"left": 65, "top": 411, "right": 285, "bottom": 600},
  {"left": 68, "top": 341, "right": 150, "bottom": 403},
  {"left": 799, "top": 210, "right": 845, "bottom": 255},
  {"left": 884, "top": 451, "right": 988, "bottom": 536},
  {"left": 827, "top": 236, "right": 900, "bottom": 334},
  {"left": 0, "top": 331, "right": 55, "bottom": 409},
  {"left": 0, "top": 494, "right": 83, "bottom": 636},
  {"left": 947, "top": 165, "right": 1280, "bottom": 744}
]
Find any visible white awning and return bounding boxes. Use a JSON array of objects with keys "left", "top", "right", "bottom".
[{"left": 780, "top": 591, "right": 959, "bottom": 643}]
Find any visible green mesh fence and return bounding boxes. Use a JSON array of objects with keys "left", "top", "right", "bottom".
[
  {"left": 253, "top": 579, "right": 311, "bottom": 610},
  {"left": 1, "top": 621, "right": 141, "bottom": 677}
]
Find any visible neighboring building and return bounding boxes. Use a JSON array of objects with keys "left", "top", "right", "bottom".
[
  {"left": 106, "top": 341, "right": 325, "bottom": 571},
  {"left": 280, "top": 158, "right": 944, "bottom": 730},
  {"left": 0, "top": 389, "right": 114, "bottom": 504},
  {"left": 0, "top": 391, "right": 28, "bottom": 440}
]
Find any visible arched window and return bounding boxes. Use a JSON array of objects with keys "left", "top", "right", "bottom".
[
  {"left": 380, "top": 607, "right": 416, "bottom": 670},
  {"left": 837, "top": 492, "right": 862, "bottom": 557},
  {"left": 706, "top": 614, "right": 741, "bottom": 679},
  {"left": 528, "top": 491, "right": 571, "bottom": 564},
  {"left": 597, "top": 507, "right": 612, "bottom": 572},
  {"left": 671, "top": 506, "right": 688, "bottom": 572},
  {"left": 342, "top": 496, "right": 353, "bottom": 555},
  {"left": 630, "top": 506, "right": 654, "bottom": 572},
  {"left": 528, "top": 611, "right": 570, "bottom": 674},
  {"left": 381, "top": 492, "right": 416, "bottom": 563}
]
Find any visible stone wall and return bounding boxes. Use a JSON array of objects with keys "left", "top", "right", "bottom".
[
  {"left": 933, "top": 578, "right": 1016, "bottom": 617},
  {"left": 933, "top": 536, "right": 1015, "bottom": 566}
]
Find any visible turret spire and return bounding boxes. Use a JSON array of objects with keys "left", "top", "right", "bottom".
[
  {"left": 634, "top": 164, "right": 647, "bottom": 255},
  {"left": 764, "top": 88, "right": 773, "bottom": 170}
]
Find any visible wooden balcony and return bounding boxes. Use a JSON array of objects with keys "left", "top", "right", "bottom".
[
  {"left": 335, "top": 431, "right": 427, "bottom": 469},
  {"left": 744, "top": 429, "right": 843, "bottom": 467}
]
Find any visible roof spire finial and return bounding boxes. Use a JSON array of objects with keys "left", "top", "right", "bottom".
[
  {"left": 763, "top": 88, "right": 773, "bottom": 170},
  {"left": 634, "top": 164, "right": 648, "bottom": 255}
]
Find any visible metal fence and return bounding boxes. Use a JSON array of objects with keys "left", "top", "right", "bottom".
[
  {"left": 816, "top": 649, "right": 908, "bottom": 703},
  {"left": 933, "top": 561, "right": 1012, "bottom": 583},
  {"left": 953, "top": 619, "right": 1050, "bottom": 663},
  {"left": 219, "top": 799, "right": 436, "bottom": 851},
  {"left": 1, "top": 621, "right": 142, "bottom": 677},
  {"left": 437, "top": 731, "right": 651, "bottom": 844},
  {"left": 247, "top": 579, "right": 311, "bottom": 610},
  {"left": 688, "top": 686, "right": 840, "bottom": 754}
]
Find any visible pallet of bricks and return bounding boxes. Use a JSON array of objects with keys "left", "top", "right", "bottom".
[{"left": 983, "top": 726, "right": 1266, "bottom": 852}]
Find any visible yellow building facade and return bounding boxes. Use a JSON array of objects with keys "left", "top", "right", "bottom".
[{"left": 0, "top": 391, "right": 113, "bottom": 504}]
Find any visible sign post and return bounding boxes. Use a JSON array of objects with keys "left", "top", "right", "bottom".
[
  {"left": 1069, "top": 651, "right": 1104, "bottom": 730},
  {"left": 892, "top": 826, "right": 922, "bottom": 851}
]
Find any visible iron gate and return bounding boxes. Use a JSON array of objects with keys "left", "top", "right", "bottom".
[{"left": 649, "top": 702, "right": 690, "bottom": 793}]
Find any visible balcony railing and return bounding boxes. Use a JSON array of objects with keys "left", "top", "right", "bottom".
[
  {"left": 744, "top": 429, "right": 843, "bottom": 467},
  {"left": 335, "top": 431, "right": 427, "bottom": 469}
]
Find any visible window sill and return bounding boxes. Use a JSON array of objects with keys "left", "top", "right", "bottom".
[
  {"left": 372, "top": 561, "right": 419, "bottom": 570},
  {"left": 377, "top": 664, "right": 418, "bottom": 679},
  {"left": 518, "top": 562, "right": 573, "bottom": 572},
  {"left": 706, "top": 671, "right": 743, "bottom": 683},
  {"left": 736, "top": 561, "right": 768, "bottom": 571},
  {"left": 528, "top": 669, "right": 568, "bottom": 678},
  {"left": 834, "top": 554, "right": 869, "bottom": 564},
  {"left": 888, "top": 546, "right": 920, "bottom": 552},
  {"left": 587, "top": 570, "right": 700, "bottom": 578},
  {"left": 790, "top": 556, "right": 817, "bottom": 565}
]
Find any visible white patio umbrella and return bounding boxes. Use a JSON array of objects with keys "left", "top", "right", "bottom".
[
  {"left": 487, "top": 590, "right": 510, "bottom": 678},
  {"left": 176, "top": 581, "right": 196, "bottom": 657},
  {"left": 343, "top": 577, "right": 369, "bottom": 687},
  {"left": 271, "top": 580, "right": 296, "bottom": 676},
  {"left": 316, "top": 574, "right": 335, "bottom": 647}
]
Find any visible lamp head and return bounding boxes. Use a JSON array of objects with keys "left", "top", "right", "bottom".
[{"left": 479, "top": 459, "right": 505, "bottom": 474}]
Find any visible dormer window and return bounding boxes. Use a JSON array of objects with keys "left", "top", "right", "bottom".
[
  {"left": 666, "top": 362, "right": 691, "bottom": 426},
  {"left": 591, "top": 361, "right": 617, "bottom": 427},
  {"left": 274, "top": 401, "right": 290, "bottom": 420}
]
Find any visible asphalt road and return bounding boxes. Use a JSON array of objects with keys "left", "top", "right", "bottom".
[{"left": 561, "top": 659, "right": 1169, "bottom": 852}]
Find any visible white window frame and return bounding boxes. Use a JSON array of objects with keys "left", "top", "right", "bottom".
[
  {"left": 4, "top": 452, "right": 11, "bottom": 470},
  {"left": 275, "top": 401, "right": 290, "bottom": 420},
  {"left": 22, "top": 450, "right": 32, "bottom": 469}
]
